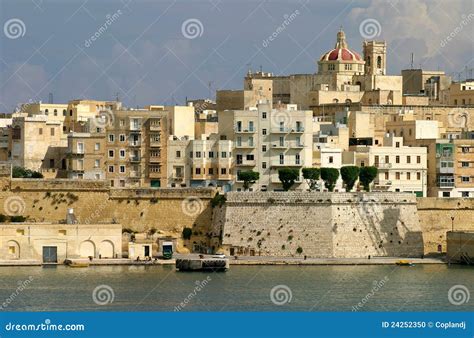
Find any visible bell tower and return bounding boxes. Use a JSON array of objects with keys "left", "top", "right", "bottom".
[{"left": 363, "top": 41, "right": 387, "bottom": 75}]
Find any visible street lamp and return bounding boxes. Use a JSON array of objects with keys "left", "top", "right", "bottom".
[{"left": 450, "top": 216, "right": 454, "bottom": 232}]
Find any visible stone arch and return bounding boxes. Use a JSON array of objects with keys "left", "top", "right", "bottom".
[
  {"left": 79, "top": 240, "right": 95, "bottom": 258},
  {"left": 333, "top": 98, "right": 339, "bottom": 103},
  {"left": 7, "top": 240, "right": 20, "bottom": 259},
  {"left": 99, "top": 240, "right": 114, "bottom": 258}
]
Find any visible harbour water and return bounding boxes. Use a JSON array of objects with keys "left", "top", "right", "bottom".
[{"left": 0, "top": 264, "right": 472, "bottom": 311}]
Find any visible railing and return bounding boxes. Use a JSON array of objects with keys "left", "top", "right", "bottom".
[
  {"left": 236, "top": 160, "right": 256, "bottom": 166},
  {"left": 271, "top": 160, "right": 304, "bottom": 166},
  {"left": 235, "top": 128, "right": 256, "bottom": 133},
  {"left": 375, "top": 163, "right": 392, "bottom": 169},
  {"left": 129, "top": 140, "right": 141, "bottom": 147}
]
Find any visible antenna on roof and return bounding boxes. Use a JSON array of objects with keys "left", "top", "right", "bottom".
[
  {"left": 48, "top": 93, "right": 53, "bottom": 104},
  {"left": 410, "top": 53, "right": 414, "bottom": 69},
  {"left": 115, "top": 92, "right": 120, "bottom": 102}
]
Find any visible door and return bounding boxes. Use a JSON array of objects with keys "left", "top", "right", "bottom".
[
  {"left": 144, "top": 246, "right": 150, "bottom": 257},
  {"left": 42, "top": 246, "right": 57, "bottom": 263}
]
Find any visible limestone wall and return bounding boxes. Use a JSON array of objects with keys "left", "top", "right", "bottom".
[{"left": 216, "top": 192, "right": 423, "bottom": 258}]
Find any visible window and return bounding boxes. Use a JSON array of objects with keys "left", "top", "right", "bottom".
[
  {"left": 176, "top": 151, "right": 181, "bottom": 158},
  {"left": 385, "top": 172, "right": 389, "bottom": 180},
  {"left": 296, "top": 154, "right": 301, "bottom": 165},
  {"left": 329, "top": 156, "right": 334, "bottom": 164},
  {"left": 16, "top": 229, "right": 24, "bottom": 236},
  {"left": 119, "top": 149, "right": 125, "bottom": 158},
  {"left": 461, "top": 176, "right": 470, "bottom": 183},
  {"left": 195, "top": 168, "right": 201, "bottom": 175},
  {"left": 262, "top": 162, "right": 267, "bottom": 169},
  {"left": 246, "top": 154, "right": 254, "bottom": 160},
  {"left": 49, "top": 159, "right": 54, "bottom": 168},
  {"left": 50, "top": 128, "right": 55, "bottom": 136},
  {"left": 262, "top": 145, "right": 267, "bottom": 152},
  {"left": 443, "top": 191, "right": 450, "bottom": 197},
  {"left": 120, "top": 119, "right": 125, "bottom": 127},
  {"left": 407, "top": 156, "right": 411, "bottom": 164},
  {"left": 38, "top": 128, "right": 43, "bottom": 135},
  {"left": 196, "top": 151, "right": 201, "bottom": 158},
  {"left": 108, "top": 165, "right": 114, "bottom": 173},
  {"left": 69, "top": 109, "right": 73, "bottom": 116},
  {"left": 221, "top": 168, "right": 227, "bottom": 175},
  {"left": 395, "top": 172, "right": 400, "bottom": 180},
  {"left": 395, "top": 142, "right": 400, "bottom": 148},
  {"left": 77, "top": 159, "right": 84, "bottom": 170},
  {"left": 248, "top": 121, "right": 254, "bottom": 132},
  {"left": 462, "top": 162, "right": 469, "bottom": 167},
  {"left": 54, "top": 109, "right": 58, "bottom": 116},
  {"left": 77, "top": 142, "right": 84, "bottom": 154},
  {"left": 94, "top": 159, "right": 100, "bottom": 168},
  {"left": 209, "top": 168, "right": 214, "bottom": 175},
  {"left": 396, "top": 156, "right": 400, "bottom": 163},
  {"left": 209, "top": 151, "right": 214, "bottom": 158},
  {"left": 108, "top": 150, "right": 114, "bottom": 158},
  {"left": 262, "top": 112, "right": 267, "bottom": 119},
  {"left": 417, "top": 172, "right": 421, "bottom": 180},
  {"left": 462, "top": 191, "right": 470, "bottom": 198},
  {"left": 407, "top": 172, "right": 411, "bottom": 180},
  {"left": 119, "top": 134, "right": 126, "bottom": 142},
  {"left": 328, "top": 64, "right": 335, "bottom": 71},
  {"left": 119, "top": 165, "right": 125, "bottom": 173},
  {"left": 377, "top": 56, "right": 382, "bottom": 68},
  {"left": 63, "top": 109, "right": 66, "bottom": 116},
  {"left": 417, "top": 156, "right": 421, "bottom": 164},
  {"left": 95, "top": 143, "right": 100, "bottom": 151},
  {"left": 108, "top": 134, "right": 115, "bottom": 142},
  {"left": 262, "top": 129, "right": 267, "bottom": 135},
  {"left": 462, "top": 147, "right": 469, "bottom": 153},
  {"left": 221, "top": 152, "right": 227, "bottom": 158}
]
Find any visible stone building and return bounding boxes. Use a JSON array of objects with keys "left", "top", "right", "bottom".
[
  {"left": 218, "top": 102, "right": 313, "bottom": 191},
  {"left": 67, "top": 132, "right": 106, "bottom": 180},
  {"left": 440, "top": 80, "right": 474, "bottom": 106}
]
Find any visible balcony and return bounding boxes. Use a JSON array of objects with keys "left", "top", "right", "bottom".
[
  {"left": 148, "top": 123, "right": 161, "bottom": 131},
  {"left": 271, "top": 143, "right": 288, "bottom": 149},
  {"left": 236, "top": 160, "right": 256, "bottom": 166},
  {"left": 149, "top": 139, "right": 161, "bottom": 147},
  {"left": 375, "top": 163, "right": 392, "bottom": 169},
  {"left": 129, "top": 156, "right": 141, "bottom": 163},
  {"left": 271, "top": 159, "right": 304, "bottom": 167},
  {"left": 235, "top": 143, "right": 256, "bottom": 149},
  {"left": 129, "top": 140, "right": 141, "bottom": 147},
  {"left": 149, "top": 155, "right": 161, "bottom": 163},
  {"left": 271, "top": 127, "right": 291, "bottom": 134},
  {"left": 172, "top": 172, "right": 184, "bottom": 180},
  {"left": 235, "top": 128, "right": 256, "bottom": 134},
  {"left": 148, "top": 171, "right": 161, "bottom": 178},
  {"left": 130, "top": 171, "right": 141, "bottom": 178},
  {"left": 288, "top": 141, "right": 304, "bottom": 148},
  {"left": 438, "top": 182, "right": 455, "bottom": 188}
]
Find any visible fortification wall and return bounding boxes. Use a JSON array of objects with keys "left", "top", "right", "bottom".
[{"left": 216, "top": 192, "right": 423, "bottom": 258}]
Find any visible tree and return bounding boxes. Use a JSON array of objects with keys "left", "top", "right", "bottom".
[
  {"left": 12, "top": 166, "right": 43, "bottom": 179},
  {"left": 238, "top": 171, "right": 260, "bottom": 191},
  {"left": 182, "top": 227, "right": 193, "bottom": 240},
  {"left": 359, "top": 166, "right": 378, "bottom": 192},
  {"left": 340, "top": 166, "right": 360, "bottom": 192},
  {"left": 278, "top": 168, "right": 299, "bottom": 191},
  {"left": 320, "top": 168, "right": 339, "bottom": 192},
  {"left": 302, "top": 168, "right": 321, "bottom": 191}
]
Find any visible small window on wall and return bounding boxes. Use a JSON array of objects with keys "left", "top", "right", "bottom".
[
  {"left": 58, "top": 230, "right": 67, "bottom": 236},
  {"left": 16, "top": 229, "right": 25, "bottom": 236}
]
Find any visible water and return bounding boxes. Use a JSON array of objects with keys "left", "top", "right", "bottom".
[{"left": 0, "top": 265, "right": 472, "bottom": 311}]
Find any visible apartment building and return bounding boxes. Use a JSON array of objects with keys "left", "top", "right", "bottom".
[
  {"left": 355, "top": 136, "right": 428, "bottom": 196},
  {"left": 453, "top": 139, "right": 474, "bottom": 197},
  {"left": 67, "top": 132, "right": 106, "bottom": 180},
  {"left": 104, "top": 110, "right": 168, "bottom": 188},
  {"left": 440, "top": 81, "right": 474, "bottom": 106},
  {"left": 167, "top": 135, "right": 234, "bottom": 192},
  {"left": 218, "top": 102, "right": 313, "bottom": 191}
]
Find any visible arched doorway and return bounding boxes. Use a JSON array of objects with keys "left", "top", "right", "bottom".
[
  {"left": 79, "top": 240, "right": 95, "bottom": 258},
  {"left": 99, "top": 240, "right": 114, "bottom": 258},
  {"left": 7, "top": 240, "right": 20, "bottom": 259}
]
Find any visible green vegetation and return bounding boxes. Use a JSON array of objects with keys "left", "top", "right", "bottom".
[
  {"left": 296, "top": 247, "right": 303, "bottom": 254},
  {"left": 12, "top": 166, "right": 43, "bottom": 179},
  {"left": 359, "top": 166, "right": 378, "bottom": 192},
  {"left": 302, "top": 168, "right": 321, "bottom": 191},
  {"left": 340, "top": 166, "right": 360, "bottom": 192},
  {"left": 211, "top": 193, "right": 226, "bottom": 208},
  {"left": 10, "top": 215, "right": 27, "bottom": 222},
  {"left": 238, "top": 171, "right": 260, "bottom": 191},
  {"left": 0, "top": 214, "right": 7, "bottom": 222},
  {"left": 278, "top": 168, "right": 300, "bottom": 191},
  {"left": 182, "top": 227, "right": 193, "bottom": 240},
  {"left": 321, "top": 168, "right": 340, "bottom": 192}
]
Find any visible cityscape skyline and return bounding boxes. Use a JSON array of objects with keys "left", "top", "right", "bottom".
[{"left": 1, "top": 0, "right": 473, "bottom": 111}]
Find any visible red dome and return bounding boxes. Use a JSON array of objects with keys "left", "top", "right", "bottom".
[{"left": 320, "top": 48, "right": 362, "bottom": 62}]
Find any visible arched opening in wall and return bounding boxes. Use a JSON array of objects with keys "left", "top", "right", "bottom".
[
  {"left": 345, "top": 99, "right": 352, "bottom": 104},
  {"left": 356, "top": 81, "right": 362, "bottom": 90},
  {"left": 79, "top": 240, "right": 95, "bottom": 258},
  {"left": 7, "top": 240, "right": 20, "bottom": 259},
  {"left": 333, "top": 98, "right": 339, "bottom": 103},
  {"left": 99, "top": 240, "right": 114, "bottom": 258},
  {"left": 377, "top": 56, "right": 382, "bottom": 69}
]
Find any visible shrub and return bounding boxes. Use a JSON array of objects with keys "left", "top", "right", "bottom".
[
  {"left": 359, "top": 166, "right": 378, "bottom": 192},
  {"left": 340, "top": 166, "right": 360, "bottom": 192},
  {"left": 278, "top": 168, "right": 300, "bottom": 191},
  {"left": 321, "top": 168, "right": 339, "bottom": 192},
  {"left": 0, "top": 214, "right": 6, "bottom": 222},
  {"left": 302, "top": 168, "right": 321, "bottom": 191},
  {"left": 10, "top": 215, "right": 27, "bottom": 222},
  {"left": 12, "top": 166, "right": 43, "bottom": 179},
  {"left": 296, "top": 247, "right": 303, "bottom": 254},
  {"left": 211, "top": 194, "right": 226, "bottom": 208},
  {"left": 182, "top": 227, "right": 193, "bottom": 240}
]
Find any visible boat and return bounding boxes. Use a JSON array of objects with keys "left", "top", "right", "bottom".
[
  {"left": 176, "top": 256, "right": 229, "bottom": 272},
  {"left": 395, "top": 260, "right": 414, "bottom": 266},
  {"left": 64, "top": 260, "right": 90, "bottom": 268}
]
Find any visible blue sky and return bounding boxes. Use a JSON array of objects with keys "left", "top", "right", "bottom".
[{"left": 0, "top": 0, "right": 473, "bottom": 111}]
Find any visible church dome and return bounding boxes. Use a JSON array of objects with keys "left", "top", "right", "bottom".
[{"left": 319, "top": 29, "right": 363, "bottom": 62}]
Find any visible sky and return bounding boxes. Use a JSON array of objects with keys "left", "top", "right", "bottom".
[{"left": 0, "top": 0, "right": 473, "bottom": 112}]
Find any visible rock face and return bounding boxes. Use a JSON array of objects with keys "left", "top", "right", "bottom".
[{"left": 215, "top": 192, "right": 424, "bottom": 258}]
